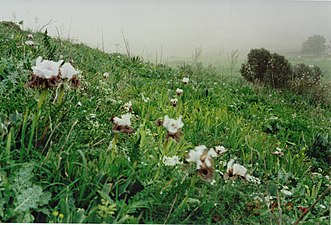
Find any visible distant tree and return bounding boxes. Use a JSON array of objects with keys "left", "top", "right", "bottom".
[{"left": 301, "top": 35, "right": 326, "bottom": 55}]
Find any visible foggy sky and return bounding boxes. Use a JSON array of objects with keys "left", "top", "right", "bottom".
[{"left": 1, "top": 0, "right": 331, "bottom": 61}]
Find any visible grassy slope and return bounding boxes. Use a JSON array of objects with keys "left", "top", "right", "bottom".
[{"left": 0, "top": 22, "right": 330, "bottom": 224}]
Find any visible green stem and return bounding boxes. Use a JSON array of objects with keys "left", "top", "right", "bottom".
[
  {"left": 110, "top": 133, "right": 118, "bottom": 161},
  {"left": 6, "top": 127, "right": 13, "bottom": 164}
]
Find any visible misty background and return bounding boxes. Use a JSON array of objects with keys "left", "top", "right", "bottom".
[{"left": 1, "top": 0, "right": 331, "bottom": 63}]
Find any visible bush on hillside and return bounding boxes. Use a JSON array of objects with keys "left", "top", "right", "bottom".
[
  {"left": 240, "top": 48, "right": 293, "bottom": 89},
  {"left": 307, "top": 133, "right": 331, "bottom": 172},
  {"left": 264, "top": 53, "right": 293, "bottom": 89},
  {"left": 240, "top": 48, "right": 271, "bottom": 83},
  {"left": 290, "top": 63, "right": 322, "bottom": 94}
]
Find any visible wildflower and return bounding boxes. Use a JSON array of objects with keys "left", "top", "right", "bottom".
[
  {"left": 271, "top": 147, "right": 284, "bottom": 156},
  {"left": 32, "top": 56, "right": 63, "bottom": 79},
  {"left": 280, "top": 187, "right": 293, "bottom": 196},
  {"left": 162, "top": 115, "right": 183, "bottom": 141},
  {"left": 25, "top": 40, "right": 35, "bottom": 46},
  {"left": 182, "top": 77, "right": 189, "bottom": 84},
  {"left": 246, "top": 174, "right": 261, "bottom": 184},
  {"left": 210, "top": 179, "right": 216, "bottom": 185},
  {"left": 111, "top": 113, "right": 134, "bottom": 134},
  {"left": 176, "top": 88, "right": 183, "bottom": 96},
  {"left": 265, "top": 195, "right": 276, "bottom": 208},
  {"left": 59, "top": 213, "right": 64, "bottom": 219},
  {"left": 52, "top": 211, "right": 59, "bottom": 217},
  {"left": 186, "top": 145, "right": 219, "bottom": 182},
  {"left": 27, "top": 34, "right": 33, "bottom": 39},
  {"left": 60, "top": 62, "right": 80, "bottom": 80},
  {"left": 170, "top": 98, "right": 178, "bottom": 107},
  {"left": 103, "top": 72, "right": 109, "bottom": 79},
  {"left": 163, "top": 155, "right": 182, "bottom": 166},
  {"left": 214, "top": 145, "right": 227, "bottom": 155},
  {"left": 122, "top": 101, "right": 133, "bottom": 112},
  {"left": 226, "top": 159, "right": 247, "bottom": 177},
  {"left": 27, "top": 56, "right": 63, "bottom": 88},
  {"left": 224, "top": 159, "right": 261, "bottom": 184},
  {"left": 60, "top": 62, "right": 81, "bottom": 87}
]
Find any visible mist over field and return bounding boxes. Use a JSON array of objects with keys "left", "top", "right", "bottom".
[{"left": 1, "top": 0, "right": 331, "bottom": 62}]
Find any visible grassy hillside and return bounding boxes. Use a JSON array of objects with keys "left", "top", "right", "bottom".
[{"left": 0, "top": 22, "right": 330, "bottom": 224}]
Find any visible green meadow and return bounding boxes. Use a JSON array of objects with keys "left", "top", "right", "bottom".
[{"left": 0, "top": 22, "right": 330, "bottom": 224}]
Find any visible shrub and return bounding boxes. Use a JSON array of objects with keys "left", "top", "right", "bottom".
[
  {"left": 307, "top": 134, "right": 331, "bottom": 172},
  {"left": 240, "top": 48, "right": 271, "bottom": 83},
  {"left": 241, "top": 49, "right": 293, "bottom": 89},
  {"left": 290, "top": 64, "right": 322, "bottom": 94},
  {"left": 264, "top": 53, "right": 293, "bottom": 89}
]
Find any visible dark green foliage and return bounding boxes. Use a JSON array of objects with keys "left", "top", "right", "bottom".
[
  {"left": 42, "top": 30, "right": 57, "bottom": 59},
  {"left": 302, "top": 35, "right": 326, "bottom": 55},
  {"left": 291, "top": 63, "right": 322, "bottom": 94},
  {"left": 241, "top": 48, "right": 293, "bottom": 89},
  {"left": 307, "top": 134, "right": 331, "bottom": 171},
  {"left": 240, "top": 48, "right": 271, "bottom": 83},
  {"left": 0, "top": 21, "right": 21, "bottom": 31},
  {"left": 265, "top": 53, "right": 293, "bottom": 89}
]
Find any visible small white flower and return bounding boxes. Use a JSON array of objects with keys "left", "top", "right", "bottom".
[
  {"left": 182, "top": 77, "right": 189, "bottom": 84},
  {"left": 162, "top": 155, "right": 182, "bottom": 166},
  {"left": 103, "top": 72, "right": 109, "bottom": 78},
  {"left": 187, "top": 145, "right": 218, "bottom": 169},
  {"left": 60, "top": 62, "right": 80, "bottom": 80},
  {"left": 113, "top": 113, "right": 131, "bottom": 126},
  {"left": 186, "top": 145, "right": 206, "bottom": 169},
  {"left": 77, "top": 102, "right": 82, "bottom": 107},
  {"left": 272, "top": 147, "right": 284, "bottom": 156},
  {"left": 170, "top": 98, "right": 178, "bottom": 106},
  {"left": 227, "top": 159, "right": 247, "bottom": 177},
  {"left": 25, "top": 40, "right": 35, "bottom": 46},
  {"left": 27, "top": 34, "right": 33, "bottom": 39},
  {"left": 31, "top": 56, "right": 63, "bottom": 79},
  {"left": 215, "top": 145, "right": 227, "bottom": 155},
  {"left": 163, "top": 115, "right": 183, "bottom": 134},
  {"left": 123, "top": 101, "right": 133, "bottom": 112},
  {"left": 210, "top": 179, "right": 216, "bottom": 185},
  {"left": 311, "top": 172, "right": 322, "bottom": 177},
  {"left": 264, "top": 195, "right": 275, "bottom": 208},
  {"left": 246, "top": 174, "right": 261, "bottom": 184},
  {"left": 176, "top": 88, "right": 183, "bottom": 95},
  {"left": 280, "top": 189, "right": 293, "bottom": 196}
]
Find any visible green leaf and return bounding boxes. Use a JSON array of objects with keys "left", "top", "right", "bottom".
[
  {"left": 14, "top": 185, "right": 43, "bottom": 212},
  {"left": 0, "top": 198, "right": 6, "bottom": 217},
  {"left": 73, "top": 208, "right": 87, "bottom": 223},
  {"left": 14, "top": 212, "right": 34, "bottom": 223}
]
